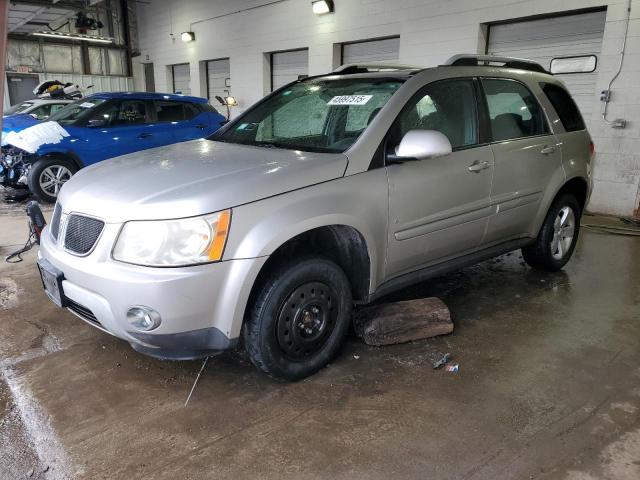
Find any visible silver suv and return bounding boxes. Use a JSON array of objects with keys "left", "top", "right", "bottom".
[{"left": 37, "top": 55, "right": 593, "bottom": 380}]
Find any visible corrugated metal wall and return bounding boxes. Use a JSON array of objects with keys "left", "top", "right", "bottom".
[
  {"left": 271, "top": 49, "right": 308, "bottom": 91},
  {"left": 342, "top": 37, "right": 400, "bottom": 65},
  {"left": 487, "top": 10, "right": 607, "bottom": 121}
]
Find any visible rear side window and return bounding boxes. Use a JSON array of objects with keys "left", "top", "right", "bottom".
[
  {"left": 482, "top": 79, "right": 549, "bottom": 142},
  {"left": 155, "top": 101, "right": 185, "bottom": 122},
  {"left": 541, "top": 83, "right": 586, "bottom": 132},
  {"left": 184, "top": 102, "right": 200, "bottom": 120}
]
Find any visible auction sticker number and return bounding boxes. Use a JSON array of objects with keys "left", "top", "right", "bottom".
[{"left": 328, "top": 95, "right": 373, "bottom": 106}]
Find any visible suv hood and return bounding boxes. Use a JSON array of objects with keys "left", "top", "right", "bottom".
[{"left": 58, "top": 139, "right": 348, "bottom": 222}]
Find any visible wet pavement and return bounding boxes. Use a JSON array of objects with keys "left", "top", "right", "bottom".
[{"left": 0, "top": 211, "right": 639, "bottom": 479}]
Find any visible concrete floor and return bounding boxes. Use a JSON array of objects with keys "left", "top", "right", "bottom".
[{"left": 1, "top": 205, "right": 639, "bottom": 480}]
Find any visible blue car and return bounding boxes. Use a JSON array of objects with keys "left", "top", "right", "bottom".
[{"left": 1, "top": 92, "right": 226, "bottom": 202}]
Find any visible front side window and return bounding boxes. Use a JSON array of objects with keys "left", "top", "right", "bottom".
[
  {"left": 29, "top": 105, "right": 53, "bottom": 120},
  {"left": 482, "top": 79, "right": 549, "bottom": 142},
  {"left": 541, "top": 83, "right": 585, "bottom": 132},
  {"left": 388, "top": 79, "right": 478, "bottom": 149},
  {"left": 213, "top": 78, "right": 403, "bottom": 153},
  {"left": 49, "top": 98, "right": 108, "bottom": 126},
  {"left": 85, "top": 100, "right": 149, "bottom": 127}
]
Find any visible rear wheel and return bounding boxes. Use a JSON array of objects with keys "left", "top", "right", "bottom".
[
  {"left": 522, "top": 194, "right": 581, "bottom": 271},
  {"left": 243, "top": 256, "right": 352, "bottom": 381},
  {"left": 28, "top": 157, "right": 77, "bottom": 203}
]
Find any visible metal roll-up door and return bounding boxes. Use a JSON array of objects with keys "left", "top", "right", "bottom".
[
  {"left": 271, "top": 49, "right": 308, "bottom": 92},
  {"left": 342, "top": 37, "right": 400, "bottom": 65},
  {"left": 487, "top": 10, "right": 606, "bottom": 121},
  {"left": 207, "top": 58, "right": 230, "bottom": 102},
  {"left": 171, "top": 63, "right": 191, "bottom": 95}
]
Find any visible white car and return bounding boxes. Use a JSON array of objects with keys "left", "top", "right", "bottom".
[{"left": 3, "top": 98, "right": 73, "bottom": 120}]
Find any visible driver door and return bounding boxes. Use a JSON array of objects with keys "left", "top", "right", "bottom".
[{"left": 385, "top": 78, "right": 495, "bottom": 277}]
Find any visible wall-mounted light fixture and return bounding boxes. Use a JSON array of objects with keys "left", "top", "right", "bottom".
[
  {"left": 181, "top": 31, "right": 195, "bottom": 43},
  {"left": 312, "top": 0, "right": 334, "bottom": 15},
  {"left": 32, "top": 30, "right": 114, "bottom": 44}
]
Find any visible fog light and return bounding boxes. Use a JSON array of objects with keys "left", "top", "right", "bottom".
[{"left": 127, "top": 306, "right": 161, "bottom": 331}]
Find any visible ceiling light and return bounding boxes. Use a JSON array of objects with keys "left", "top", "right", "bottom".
[
  {"left": 32, "top": 31, "right": 113, "bottom": 44},
  {"left": 181, "top": 31, "right": 195, "bottom": 42},
  {"left": 312, "top": 0, "right": 334, "bottom": 15}
]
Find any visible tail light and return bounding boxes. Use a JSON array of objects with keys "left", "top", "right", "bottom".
[{"left": 589, "top": 140, "right": 595, "bottom": 160}]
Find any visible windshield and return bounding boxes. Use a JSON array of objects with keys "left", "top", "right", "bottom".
[
  {"left": 4, "top": 102, "right": 34, "bottom": 116},
  {"left": 213, "top": 78, "right": 403, "bottom": 153},
  {"left": 48, "top": 98, "right": 107, "bottom": 125}
]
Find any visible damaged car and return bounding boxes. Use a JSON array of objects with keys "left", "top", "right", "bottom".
[{"left": 1, "top": 92, "right": 226, "bottom": 202}]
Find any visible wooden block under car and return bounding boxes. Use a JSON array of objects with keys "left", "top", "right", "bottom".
[{"left": 353, "top": 297, "right": 453, "bottom": 346}]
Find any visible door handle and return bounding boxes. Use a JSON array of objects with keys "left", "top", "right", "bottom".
[
  {"left": 540, "top": 145, "right": 556, "bottom": 155},
  {"left": 468, "top": 160, "right": 491, "bottom": 173},
  {"left": 195, "top": 123, "right": 208, "bottom": 129},
  {"left": 138, "top": 133, "right": 153, "bottom": 139}
]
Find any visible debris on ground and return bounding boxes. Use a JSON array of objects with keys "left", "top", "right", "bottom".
[
  {"left": 444, "top": 364, "right": 459, "bottom": 373},
  {"left": 432, "top": 353, "right": 451, "bottom": 370},
  {"left": 354, "top": 297, "right": 453, "bottom": 346}
]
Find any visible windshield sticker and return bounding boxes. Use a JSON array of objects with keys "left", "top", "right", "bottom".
[
  {"left": 328, "top": 95, "right": 373, "bottom": 106},
  {"left": 80, "top": 102, "right": 95, "bottom": 108}
]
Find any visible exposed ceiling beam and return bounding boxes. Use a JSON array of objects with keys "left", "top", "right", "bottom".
[{"left": 9, "top": 4, "right": 50, "bottom": 33}]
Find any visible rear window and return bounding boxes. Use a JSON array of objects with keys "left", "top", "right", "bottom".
[{"left": 541, "top": 83, "right": 585, "bottom": 132}]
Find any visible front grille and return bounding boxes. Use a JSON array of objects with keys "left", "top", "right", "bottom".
[
  {"left": 67, "top": 299, "right": 101, "bottom": 326},
  {"left": 50, "top": 203, "right": 62, "bottom": 241},
  {"left": 64, "top": 214, "right": 104, "bottom": 255}
]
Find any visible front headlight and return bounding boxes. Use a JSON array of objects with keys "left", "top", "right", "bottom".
[{"left": 112, "top": 210, "right": 231, "bottom": 267}]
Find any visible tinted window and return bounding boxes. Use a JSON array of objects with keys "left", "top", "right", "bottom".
[
  {"left": 155, "top": 101, "right": 185, "bottom": 122},
  {"left": 482, "top": 79, "right": 549, "bottom": 141},
  {"left": 541, "top": 83, "right": 585, "bottom": 132},
  {"left": 184, "top": 102, "right": 200, "bottom": 120},
  {"left": 86, "top": 100, "right": 149, "bottom": 127},
  {"left": 389, "top": 79, "right": 478, "bottom": 149}
]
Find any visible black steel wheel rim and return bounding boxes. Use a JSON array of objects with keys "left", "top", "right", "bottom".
[{"left": 275, "top": 281, "right": 337, "bottom": 360}]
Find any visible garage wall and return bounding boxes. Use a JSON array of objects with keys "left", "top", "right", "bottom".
[{"left": 136, "top": 0, "right": 640, "bottom": 217}]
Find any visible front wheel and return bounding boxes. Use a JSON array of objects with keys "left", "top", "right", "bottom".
[
  {"left": 243, "top": 256, "right": 353, "bottom": 381},
  {"left": 27, "top": 157, "right": 77, "bottom": 203},
  {"left": 522, "top": 194, "right": 581, "bottom": 271}
]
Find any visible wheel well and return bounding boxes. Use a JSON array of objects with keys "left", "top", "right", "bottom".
[
  {"left": 555, "top": 177, "right": 588, "bottom": 212},
  {"left": 249, "top": 226, "right": 371, "bottom": 306},
  {"left": 42, "top": 152, "right": 83, "bottom": 170}
]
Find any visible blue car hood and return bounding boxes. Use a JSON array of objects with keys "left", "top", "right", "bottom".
[
  {"left": 2, "top": 113, "right": 40, "bottom": 134},
  {"left": 1, "top": 118, "right": 71, "bottom": 153}
]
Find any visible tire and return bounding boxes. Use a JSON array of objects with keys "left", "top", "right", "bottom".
[
  {"left": 27, "top": 157, "right": 77, "bottom": 203},
  {"left": 243, "top": 256, "right": 353, "bottom": 381},
  {"left": 522, "top": 194, "right": 581, "bottom": 272}
]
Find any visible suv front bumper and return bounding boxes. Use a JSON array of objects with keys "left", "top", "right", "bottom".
[{"left": 38, "top": 223, "right": 267, "bottom": 360}]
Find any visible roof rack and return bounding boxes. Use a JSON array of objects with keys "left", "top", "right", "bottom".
[
  {"left": 332, "top": 63, "right": 423, "bottom": 74},
  {"left": 443, "top": 54, "right": 548, "bottom": 74}
]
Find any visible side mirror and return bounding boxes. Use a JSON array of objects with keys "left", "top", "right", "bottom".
[
  {"left": 390, "top": 130, "right": 452, "bottom": 163},
  {"left": 87, "top": 118, "right": 106, "bottom": 128}
]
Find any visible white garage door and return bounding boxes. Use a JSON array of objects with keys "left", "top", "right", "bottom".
[
  {"left": 488, "top": 10, "right": 606, "bottom": 121},
  {"left": 171, "top": 63, "right": 191, "bottom": 95},
  {"left": 271, "top": 49, "right": 308, "bottom": 91},
  {"left": 342, "top": 37, "right": 400, "bottom": 65},
  {"left": 207, "top": 58, "right": 230, "bottom": 103}
]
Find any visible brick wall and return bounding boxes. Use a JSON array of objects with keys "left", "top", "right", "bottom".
[{"left": 135, "top": 0, "right": 640, "bottom": 217}]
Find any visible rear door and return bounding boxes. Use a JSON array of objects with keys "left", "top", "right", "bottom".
[
  {"left": 385, "top": 78, "right": 495, "bottom": 277},
  {"left": 481, "top": 78, "right": 562, "bottom": 244}
]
